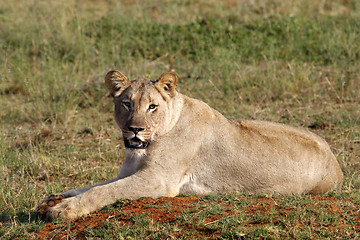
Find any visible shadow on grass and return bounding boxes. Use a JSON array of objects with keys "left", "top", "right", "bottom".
[
  {"left": 0, "top": 211, "right": 48, "bottom": 239},
  {"left": 0, "top": 210, "right": 43, "bottom": 225}
]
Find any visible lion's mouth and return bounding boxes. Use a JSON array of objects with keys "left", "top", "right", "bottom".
[{"left": 124, "top": 137, "right": 150, "bottom": 149}]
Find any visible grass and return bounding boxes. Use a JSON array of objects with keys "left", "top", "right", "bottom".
[
  {"left": 0, "top": 0, "right": 359, "bottom": 239},
  {"left": 32, "top": 194, "right": 360, "bottom": 239}
]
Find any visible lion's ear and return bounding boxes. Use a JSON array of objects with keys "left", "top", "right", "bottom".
[
  {"left": 156, "top": 72, "right": 178, "bottom": 97},
  {"left": 105, "top": 70, "right": 130, "bottom": 97}
]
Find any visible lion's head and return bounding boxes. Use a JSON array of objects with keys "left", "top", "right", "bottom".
[{"left": 105, "top": 70, "right": 179, "bottom": 149}]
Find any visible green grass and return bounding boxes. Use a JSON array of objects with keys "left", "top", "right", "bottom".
[{"left": 1, "top": 0, "right": 360, "bottom": 239}]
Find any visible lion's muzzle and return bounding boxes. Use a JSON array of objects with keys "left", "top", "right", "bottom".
[{"left": 124, "top": 137, "right": 150, "bottom": 149}]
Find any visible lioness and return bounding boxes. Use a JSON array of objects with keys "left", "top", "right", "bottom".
[{"left": 38, "top": 71, "right": 343, "bottom": 220}]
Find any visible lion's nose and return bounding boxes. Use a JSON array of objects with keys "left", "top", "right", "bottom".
[{"left": 128, "top": 127, "right": 145, "bottom": 134}]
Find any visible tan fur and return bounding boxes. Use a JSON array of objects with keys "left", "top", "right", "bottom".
[{"left": 38, "top": 71, "right": 343, "bottom": 220}]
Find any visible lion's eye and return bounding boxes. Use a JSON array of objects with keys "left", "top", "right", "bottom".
[
  {"left": 122, "top": 101, "right": 131, "bottom": 110},
  {"left": 148, "top": 104, "right": 158, "bottom": 111}
]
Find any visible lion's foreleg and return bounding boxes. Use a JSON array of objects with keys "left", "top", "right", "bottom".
[
  {"left": 40, "top": 169, "right": 170, "bottom": 221},
  {"left": 61, "top": 177, "right": 121, "bottom": 197}
]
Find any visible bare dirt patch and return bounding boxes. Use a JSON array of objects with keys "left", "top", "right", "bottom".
[{"left": 37, "top": 196, "right": 202, "bottom": 239}]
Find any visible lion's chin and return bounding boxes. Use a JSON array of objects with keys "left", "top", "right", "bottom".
[{"left": 124, "top": 137, "right": 150, "bottom": 149}]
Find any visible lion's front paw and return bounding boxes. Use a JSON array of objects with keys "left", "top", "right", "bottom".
[
  {"left": 38, "top": 195, "right": 83, "bottom": 221},
  {"left": 38, "top": 193, "right": 66, "bottom": 218}
]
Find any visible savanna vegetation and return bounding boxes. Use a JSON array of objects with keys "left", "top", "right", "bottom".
[{"left": 0, "top": 0, "right": 359, "bottom": 239}]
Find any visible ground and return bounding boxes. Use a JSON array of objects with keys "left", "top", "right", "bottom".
[{"left": 36, "top": 194, "right": 360, "bottom": 239}]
